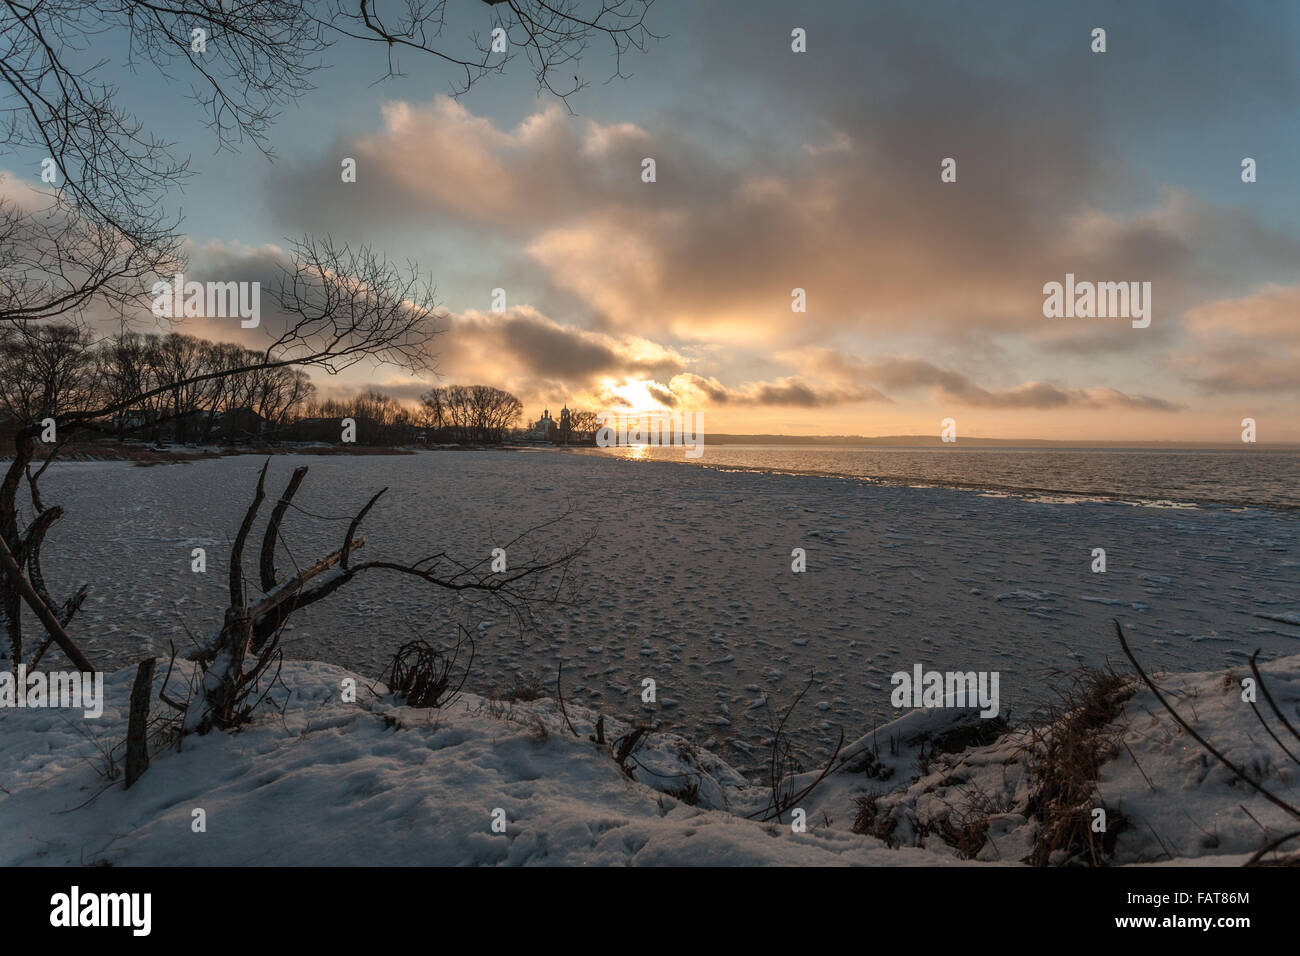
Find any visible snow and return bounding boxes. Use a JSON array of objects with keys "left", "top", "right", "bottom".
[
  {"left": 1, "top": 653, "right": 1297, "bottom": 866},
  {"left": 0, "top": 660, "right": 924, "bottom": 865}
]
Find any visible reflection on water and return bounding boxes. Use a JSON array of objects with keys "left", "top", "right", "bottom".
[{"left": 576, "top": 444, "right": 1300, "bottom": 511}]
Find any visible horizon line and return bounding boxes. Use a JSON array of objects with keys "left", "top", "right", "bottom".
[{"left": 696, "top": 433, "right": 1299, "bottom": 448}]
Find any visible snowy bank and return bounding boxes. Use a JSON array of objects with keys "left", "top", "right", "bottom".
[{"left": 1, "top": 653, "right": 1297, "bottom": 866}]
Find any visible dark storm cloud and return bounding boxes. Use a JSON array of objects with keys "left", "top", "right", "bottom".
[{"left": 437, "top": 307, "right": 687, "bottom": 384}]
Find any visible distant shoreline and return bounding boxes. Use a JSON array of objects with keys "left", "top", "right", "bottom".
[
  {"left": 562, "top": 444, "right": 1300, "bottom": 513},
  {"left": 7, "top": 435, "right": 1296, "bottom": 466},
  {"left": 698, "top": 434, "right": 1300, "bottom": 449}
]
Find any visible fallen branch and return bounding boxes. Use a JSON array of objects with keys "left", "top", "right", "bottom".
[{"left": 0, "top": 530, "right": 92, "bottom": 672}]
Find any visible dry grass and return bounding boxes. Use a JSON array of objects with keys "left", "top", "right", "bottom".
[
  {"left": 936, "top": 780, "right": 1017, "bottom": 858},
  {"left": 1021, "top": 665, "right": 1134, "bottom": 865},
  {"left": 851, "top": 788, "right": 896, "bottom": 845},
  {"left": 852, "top": 666, "right": 1134, "bottom": 864},
  {"left": 385, "top": 635, "right": 472, "bottom": 709},
  {"left": 496, "top": 672, "right": 545, "bottom": 702}
]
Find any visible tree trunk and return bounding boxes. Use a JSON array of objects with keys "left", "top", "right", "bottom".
[{"left": 125, "top": 658, "right": 156, "bottom": 788}]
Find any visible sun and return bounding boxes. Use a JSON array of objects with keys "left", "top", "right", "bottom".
[{"left": 603, "top": 378, "right": 665, "bottom": 412}]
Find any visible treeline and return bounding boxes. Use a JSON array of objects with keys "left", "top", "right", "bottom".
[
  {"left": 270, "top": 386, "right": 527, "bottom": 445},
  {"left": 0, "top": 323, "right": 557, "bottom": 447},
  {"left": 290, "top": 392, "right": 423, "bottom": 446},
  {"left": 419, "top": 385, "right": 522, "bottom": 443},
  {"left": 0, "top": 325, "right": 313, "bottom": 443}
]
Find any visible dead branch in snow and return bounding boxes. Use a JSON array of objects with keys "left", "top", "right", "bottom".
[{"left": 185, "top": 460, "right": 590, "bottom": 734}]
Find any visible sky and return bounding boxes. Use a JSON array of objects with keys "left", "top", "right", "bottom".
[{"left": 9, "top": 0, "right": 1300, "bottom": 441}]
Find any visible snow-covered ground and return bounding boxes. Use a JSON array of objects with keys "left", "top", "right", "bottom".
[
  {"left": 16, "top": 449, "right": 1299, "bottom": 776},
  {"left": 1, "top": 654, "right": 1296, "bottom": 865}
]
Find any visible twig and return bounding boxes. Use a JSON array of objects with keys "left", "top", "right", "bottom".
[
  {"left": 1246, "top": 829, "right": 1300, "bottom": 865},
  {"left": 1116, "top": 620, "right": 1300, "bottom": 823},
  {"left": 1250, "top": 649, "right": 1300, "bottom": 747},
  {"left": 554, "top": 662, "right": 579, "bottom": 737}
]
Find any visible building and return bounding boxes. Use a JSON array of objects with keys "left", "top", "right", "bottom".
[
  {"left": 527, "top": 405, "right": 570, "bottom": 441},
  {"left": 529, "top": 408, "right": 557, "bottom": 441}
]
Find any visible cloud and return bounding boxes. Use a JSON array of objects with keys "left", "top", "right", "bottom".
[
  {"left": 267, "top": 87, "right": 1299, "bottom": 361},
  {"left": 649, "top": 372, "right": 888, "bottom": 409},
  {"left": 242, "top": 2, "right": 1300, "bottom": 434},
  {"left": 1176, "top": 284, "right": 1300, "bottom": 393},
  {"left": 437, "top": 306, "right": 686, "bottom": 383},
  {"left": 795, "top": 350, "right": 1179, "bottom": 411},
  {"left": 267, "top": 97, "right": 669, "bottom": 239},
  {"left": 865, "top": 358, "right": 1179, "bottom": 411}
]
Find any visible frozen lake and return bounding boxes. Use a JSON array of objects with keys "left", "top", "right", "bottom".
[{"left": 20, "top": 448, "right": 1300, "bottom": 774}]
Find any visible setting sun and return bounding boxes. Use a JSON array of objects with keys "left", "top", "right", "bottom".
[{"left": 602, "top": 378, "right": 666, "bottom": 412}]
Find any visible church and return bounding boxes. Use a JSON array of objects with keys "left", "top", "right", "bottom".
[{"left": 527, "top": 405, "right": 570, "bottom": 441}]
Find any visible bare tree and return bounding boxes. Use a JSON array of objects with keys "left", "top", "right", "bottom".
[
  {"left": 0, "top": 1, "right": 320, "bottom": 244},
  {"left": 419, "top": 385, "right": 447, "bottom": 433},
  {"left": 420, "top": 384, "right": 521, "bottom": 443},
  {"left": 0, "top": 323, "right": 98, "bottom": 423},
  {"left": 0, "top": 194, "right": 181, "bottom": 328},
  {"left": 0, "top": 427, "right": 91, "bottom": 670},
  {"left": 2, "top": 0, "right": 657, "bottom": 245},
  {"left": 568, "top": 408, "right": 599, "bottom": 442},
  {"left": 1, "top": 0, "right": 659, "bottom": 335},
  {"left": 2, "top": 0, "right": 660, "bottom": 328},
  {"left": 183, "top": 461, "right": 591, "bottom": 733},
  {"left": 153, "top": 333, "right": 208, "bottom": 443},
  {"left": 467, "top": 385, "right": 523, "bottom": 442},
  {"left": 315, "top": 0, "right": 659, "bottom": 108}
]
